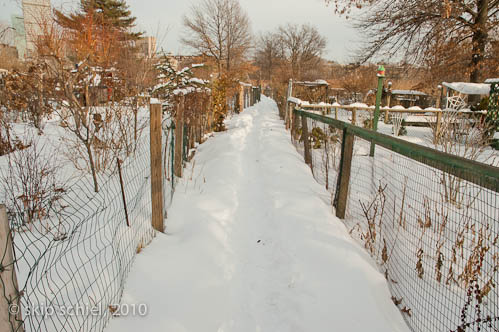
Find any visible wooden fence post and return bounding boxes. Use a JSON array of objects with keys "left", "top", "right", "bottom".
[
  {"left": 436, "top": 85, "right": 443, "bottom": 109},
  {"left": 288, "top": 102, "right": 295, "bottom": 130},
  {"left": 238, "top": 84, "right": 244, "bottom": 113},
  {"left": 0, "top": 205, "right": 24, "bottom": 332},
  {"left": 434, "top": 111, "right": 443, "bottom": 144},
  {"left": 351, "top": 108, "right": 357, "bottom": 125},
  {"left": 285, "top": 79, "right": 293, "bottom": 129},
  {"left": 174, "top": 95, "right": 185, "bottom": 178},
  {"left": 291, "top": 107, "right": 299, "bottom": 141},
  {"left": 301, "top": 114, "right": 313, "bottom": 170},
  {"left": 150, "top": 102, "right": 164, "bottom": 233},
  {"left": 335, "top": 107, "right": 338, "bottom": 120},
  {"left": 384, "top": 90, "right": 391, "bottom": 123},
  {"left": 334, "top": 129, "right": 354, "bottom": 219}
]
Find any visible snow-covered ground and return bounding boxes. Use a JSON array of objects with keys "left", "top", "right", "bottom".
[{"left": 105, "top": 97, "right": 410, "bottom": 332}]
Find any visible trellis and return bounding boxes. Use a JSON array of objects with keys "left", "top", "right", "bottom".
[{"left": 487, "top": 80, "right": 499, "bottom": 135}]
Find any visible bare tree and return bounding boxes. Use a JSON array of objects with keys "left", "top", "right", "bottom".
[
  {"left": 182, "top": 0, "right": 252, "bottom": 74},
  {"left": 254, "top": 32, "right": 285, "bottom": 81},
  {"left": 338, "top": 64, "right": 377, "bottom": 99},
  {"left": 277, "top": 23, "right": 327, "bottom": 80},
  {"left": 326, "top": 0, "right": 499, "bottom": 83}
]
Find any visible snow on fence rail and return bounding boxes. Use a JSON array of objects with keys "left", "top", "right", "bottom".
[
  {"left": 288, "top": 107, "right": 499, "bottom": 332},
  {"left": 286, "top": 97, "right": 488, "bottom": 133},
  {"left": 0, "top": 92, "right": 213, "bottom": 332}
]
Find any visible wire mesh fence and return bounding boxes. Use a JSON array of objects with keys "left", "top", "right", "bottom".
[
  {"left": 0, "top": 98, "right": 203, "bottom": 331},
  {"left": 290, "top": 108, "right": 499, "bottom": 332}
]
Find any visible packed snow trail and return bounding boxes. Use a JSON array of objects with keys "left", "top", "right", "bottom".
[{"left": 106, "top": 97, "right": 410, "bottom": 332}]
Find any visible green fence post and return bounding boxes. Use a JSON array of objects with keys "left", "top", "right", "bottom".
[{"left": 370, "top": 65, "right": 385, "bottom": 157}]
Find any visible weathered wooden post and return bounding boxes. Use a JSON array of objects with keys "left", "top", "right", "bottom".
[
  {"left": 0, "top": 205, "right": 24, "bottom": 332},
  {"left": 301, "top": 113, "right": 313, "bottom": 170},
  {"left": 238, "top": 84, "right": 244, "bottom": 113},
  {"left": 436, "top": 84, "right": 443, "bottom": 109},
  {"left": 174, "top": 95, "right": 185, "bottom": 178},
  {"left": 291, "top": 107, "right": 299, "bottom": 142},
  {"left": 150, "top": 101, "right": 164, "bottom": 233},
  {"left": 196, "top": 97, "right": 202, "bottom": 144},
  {"left": 286, "top": 79, "right": 293, "bottom": 129},
  {"left": 370, "top": 65, "right": 386, "bottom": 157},
  {"left": 384, "top": 81, "right": 392, "bottom": 123},
  {"left": 351, "top": 108, "right": 357, "bottom": 125},
  {"left": 334, "top": 129, "right": 354, "bottom": 219},
  {"left": 335, "top": 106, "right": 338, "bottom": 120},
  {"left": 434, "top": 110, "right": 443, "bottom": 144}
]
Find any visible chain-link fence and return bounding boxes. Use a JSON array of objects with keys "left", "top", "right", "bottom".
[{"left": 290, "top": 108, "right": 499, "bottom": 332}]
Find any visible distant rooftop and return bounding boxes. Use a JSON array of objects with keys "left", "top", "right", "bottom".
[
  {"left": 294, "top": 79, "right": 329, "bottom": 87},
  {"left": 391, "top": 90, "right": 427, "bottom": 96},
  {"left": 442, "top": 82, "right": 490, "bottom": 95}
]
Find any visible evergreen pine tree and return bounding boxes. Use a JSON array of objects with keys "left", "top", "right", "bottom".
[{"left": 55, "top": 0, "right": 141, "bottom": 40}]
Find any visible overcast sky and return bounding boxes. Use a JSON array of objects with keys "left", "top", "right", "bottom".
[{"left": 0, "top": 0, "right": 360, "bottom": 63}]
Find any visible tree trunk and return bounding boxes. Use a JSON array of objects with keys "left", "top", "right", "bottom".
[
  {"left": 469, "top": 0, "right": 489, "bottom": 84},
  {"left": 85, "top": 142, "right": 99, "bottom": 193}
]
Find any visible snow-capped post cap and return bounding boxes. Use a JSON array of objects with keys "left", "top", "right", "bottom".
[
  {"left": 150, "top": 98, "right": 161, "bottom": 105},
  {"left": 377, "top": 65, "right": 386, "bottom": 78}
]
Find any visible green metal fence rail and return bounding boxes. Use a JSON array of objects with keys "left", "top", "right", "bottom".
[
  {"left": 294, "top": 109, "right": 499, "bottom": 194},
  {"left": 291, "top": 107, "right": 499, "bottom": 332}
]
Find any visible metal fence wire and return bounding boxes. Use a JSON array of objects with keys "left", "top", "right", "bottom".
[
  {"left": 290, "top": 108, "right": 499, "bottom": 332},
  {"left": 0, "top": 111, "right": 176, "bottom": 332}
]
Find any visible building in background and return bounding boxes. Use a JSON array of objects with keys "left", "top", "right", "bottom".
[
  {"left": 137, "top": 36, "right": 157, "bottom": 59},
  {"left": 22, "top": 0, "right": 52, "bottom": 58},
  {"left": 11, "top": 15, "right": 27, "bottom": 60}
]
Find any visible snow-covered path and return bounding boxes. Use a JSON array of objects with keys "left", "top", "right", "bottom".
[{"left": 106, "top": 97, "right": 410, "bottom": 332}]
